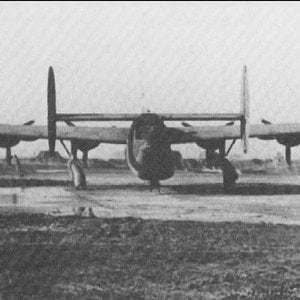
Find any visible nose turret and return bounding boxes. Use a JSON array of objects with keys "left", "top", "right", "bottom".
[{"left": 125, "top": 113, "right": 175, "bottom": 187}]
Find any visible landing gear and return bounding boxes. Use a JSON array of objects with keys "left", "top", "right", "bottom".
[
  {"left": 60, "top": 139, "right": 87, "bottom": 190},
  {"left": 12, "top": 155, "right": 25, "bottom": 177},
  {"left": 67, "top": 156, "right": 87, "bottom": 190},
  {"left": 213, "top": 141, "right": 238, "bottom": 193},
  {"left": 150, "top": 179, "right": 160, "bottom": 192},
  {"left": 6, "top": 147, "right": 12, "bottom": 166},
  {"left": 82, "top": 151, "right": 88, "bottom": 168},
  {"left": 220, "top": 158, "right": 238, "bottom": 193},
  {"left": 71, "top": 141, "right": 78, "bottom": 159},
  {"left": 71, "top": 142, "right": 89, "bottom": 168}
]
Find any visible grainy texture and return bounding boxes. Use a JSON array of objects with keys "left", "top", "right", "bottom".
[{"left": 0, "top": 213, "right": 299, "bottom": 299}]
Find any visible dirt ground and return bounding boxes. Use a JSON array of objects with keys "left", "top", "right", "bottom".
[
  {"left": 0, "top": 171, "right": 299, "bottom": 299},
  {"left": 0, "top": 171, "right": 300, "bottom": 225},
  {"left": 0, "top": 213, "right": 299, "bottom": 299}
]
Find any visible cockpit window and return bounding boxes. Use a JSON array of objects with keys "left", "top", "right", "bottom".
[{"left": 132, "top": 114, "right": 165, "bottom": 140}]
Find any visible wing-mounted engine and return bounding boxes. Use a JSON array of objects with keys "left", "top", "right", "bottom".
[
  {"left": 64, "top": 120, "right": 100, "bottom": 167},
  {"left": 260, "top": 118, "right": 300, "bottom": 165},
  {"left": 182, "top": 121, "right": 236, "bottom": 166},
  {"left": 0, "top": 120, "right": 35, "bottom": 165}
]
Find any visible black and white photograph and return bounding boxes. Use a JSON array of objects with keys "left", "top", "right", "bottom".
[{"left": 0, "top": 1, "right": 299, "bottom": 299}]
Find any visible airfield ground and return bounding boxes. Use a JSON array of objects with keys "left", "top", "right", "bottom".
[{"left": 0, "top": 170, "right": 299, "bottom": 299}]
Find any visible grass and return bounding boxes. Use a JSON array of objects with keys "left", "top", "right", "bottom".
[{"left": 0, "top": 213, "right": 299, "bottom": 299}]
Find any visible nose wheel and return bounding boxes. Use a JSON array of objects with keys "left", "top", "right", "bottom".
[{"left": 150, "top": 179, "right": 160, "bottom": 192}]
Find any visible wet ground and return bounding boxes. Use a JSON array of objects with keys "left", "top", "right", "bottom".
[
  {"left": 0, "top": 170, "right": 300, "bottom": 225},
  {"left": 0, "top": 170, "right": 299, "bottom": 299}
]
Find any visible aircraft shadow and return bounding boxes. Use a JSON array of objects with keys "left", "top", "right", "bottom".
[
  {"left": 88, "top": 183, "right": 300, "bottom": 196},
  {"left": 1, "top": 179, "right": 299, "bottom": 196},
  {"left": 0, "top": 178, "right": 70, "bottom": 188}
]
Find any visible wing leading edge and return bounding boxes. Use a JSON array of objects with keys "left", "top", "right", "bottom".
[
  {"left": 0, "top": 124, "right": 129, "bottom": 144},
  {"left": 167, "top": 123, "right": 300, "bottom": 144},
  {"left": 0, "top": 122, "right": 300, "bottom": 145}
]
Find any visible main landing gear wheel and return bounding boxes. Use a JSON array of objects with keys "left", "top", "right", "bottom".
[{"left": 221, "top": 158, "right": 238, "bottom": 193}]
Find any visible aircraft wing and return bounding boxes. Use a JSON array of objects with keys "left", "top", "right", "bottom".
[
  {"left": 1, "top": 122, "right": 300, "bottom": 146},
  {"left": 0, "top": 124, "right": 129, "bottom": 144},
  {"left": 167, "top": 123, "right": 300, "bottom": 144}
]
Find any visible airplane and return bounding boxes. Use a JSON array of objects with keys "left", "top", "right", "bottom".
[{"left": 1, "top": 65, "right": 300, "bottom": 192}]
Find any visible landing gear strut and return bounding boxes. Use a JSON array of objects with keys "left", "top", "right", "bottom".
[
  {"left": 219, "top": 142, "right": 238, "bottom": 193},
  {"left": 221, "top": 158, "right": 238, "bottom": 193},
  {"left": 150, "top": 179, "right": 160, "bottom": 192},
  {"left": 6, "top": 147, "right": 12, "bottom": 166},
  {"left": 82, "top": 151, "right": 88, "bottom": 168},
  {"left": 67, "top": 157, "right": 87, "bottom": 190},
  {"left": 60, "top": 139, "right": 87, "bottom": 190}
]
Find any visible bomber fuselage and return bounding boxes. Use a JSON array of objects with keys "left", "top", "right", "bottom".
[{"left": 125, "top": 114, "right": 175, "bottom": 183}]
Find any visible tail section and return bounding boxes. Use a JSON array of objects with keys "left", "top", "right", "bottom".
[{"left": 241, "top": 65, "right": 250, "bottom": 153}]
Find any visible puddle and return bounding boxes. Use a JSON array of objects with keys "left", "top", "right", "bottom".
[{"left": 0, "top": 172, "right": 298, "bottom": 224}]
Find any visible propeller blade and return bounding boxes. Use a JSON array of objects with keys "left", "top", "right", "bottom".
[
  {"left": 261, "top": 118, "right": 272, "bottom": 125},
  {"left": 23, "top": 120, "right": 35, "bottom": 126},
  {"left": 285, "top": 146, "right": 291, "bottom": 166}
]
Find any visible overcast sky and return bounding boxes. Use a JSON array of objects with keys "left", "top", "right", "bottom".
[{"left": 1, "top": 1, "right": 300, "bottom": 159}]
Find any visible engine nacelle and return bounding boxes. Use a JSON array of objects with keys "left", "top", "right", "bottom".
[{"left": 261, "top": 119, "right": 300, "bottom": 165}]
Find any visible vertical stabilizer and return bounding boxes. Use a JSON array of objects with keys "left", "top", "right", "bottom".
[
  {"left": 48, "top": 66, "right": 56, "bottom": 156},
  {"left": 241, "top": 65, "right": 250, "bottom": 153}
]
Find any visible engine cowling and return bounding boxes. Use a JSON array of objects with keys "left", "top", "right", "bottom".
[
  {"left": 261, "top": 119, "right": 300, "bottom": 165},
  {"left": 181, "top": 121, "right": 234, "bottom": 166}
]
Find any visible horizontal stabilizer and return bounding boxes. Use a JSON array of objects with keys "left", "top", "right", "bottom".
[{"left": 56, "top": 113, "right": 244, "bottom": 122}]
